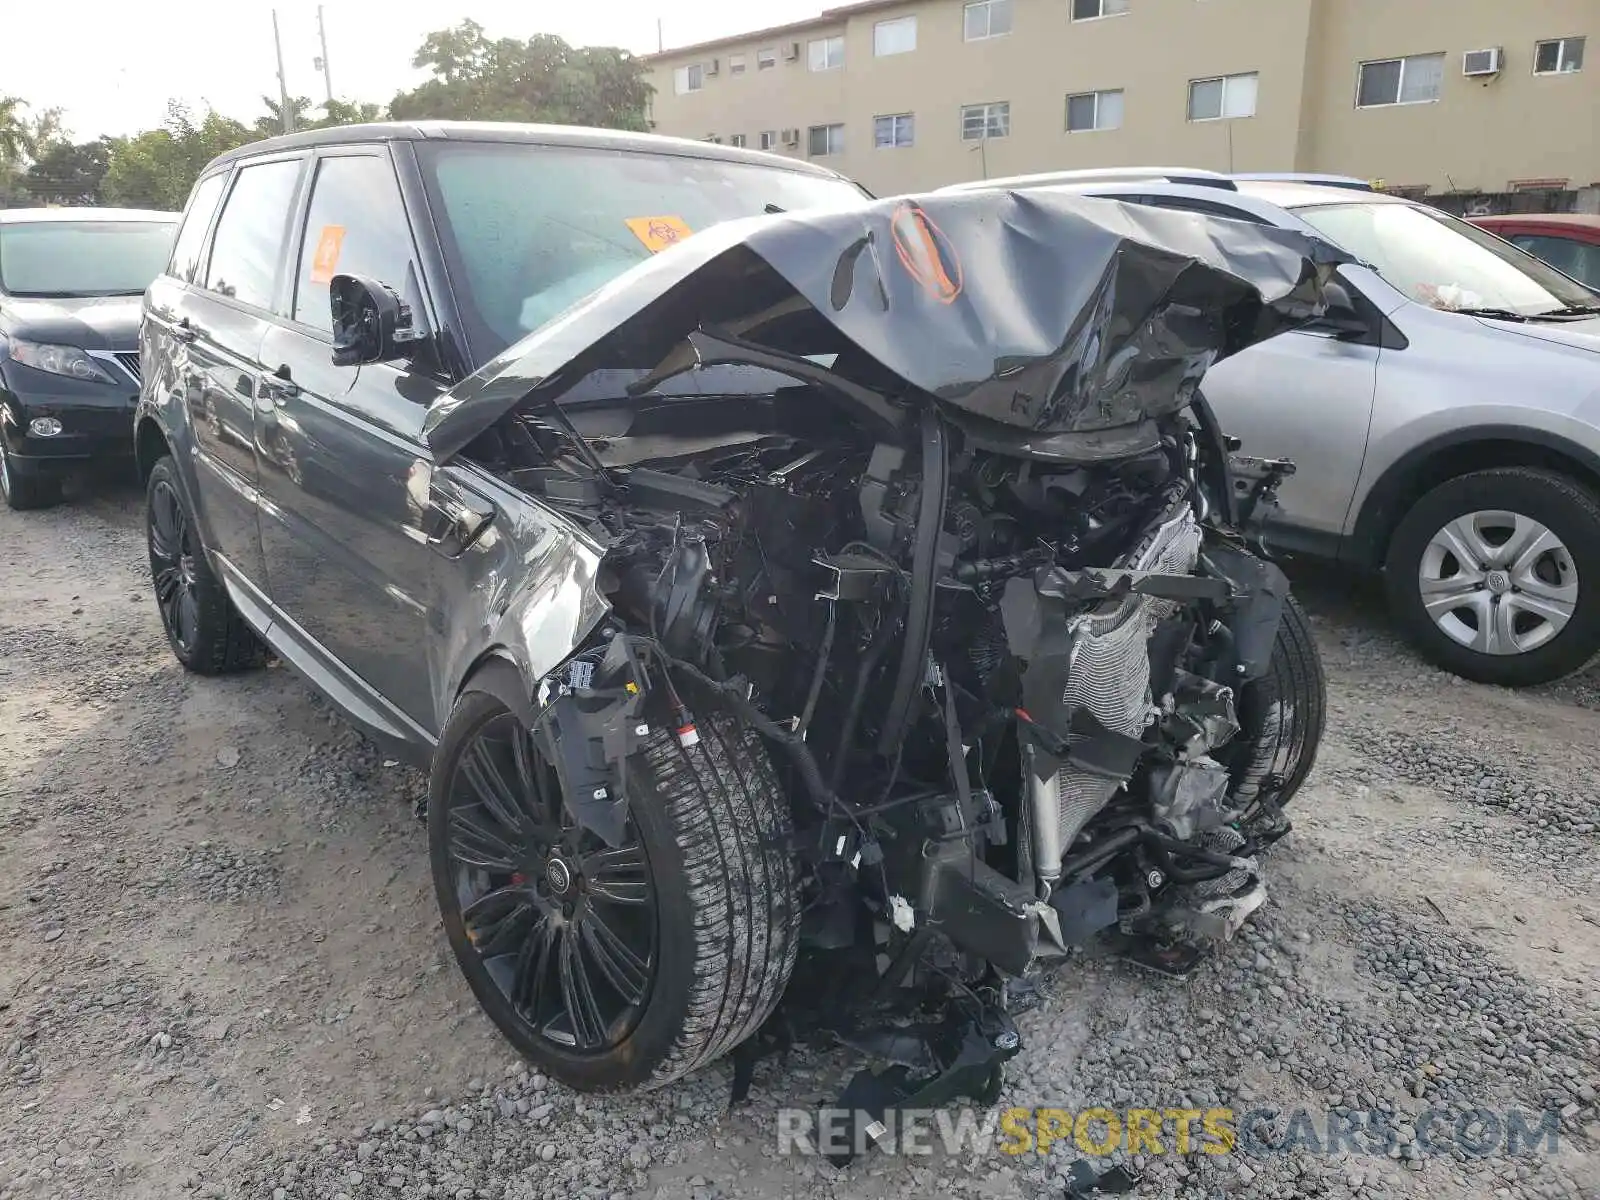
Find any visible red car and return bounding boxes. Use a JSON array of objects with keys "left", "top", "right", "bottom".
[{"left": 1469, "top": 213, "right": 1600, "bottom": 291}]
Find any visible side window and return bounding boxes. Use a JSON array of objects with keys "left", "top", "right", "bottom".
[
  {"left": 293, "top": 154, "right": 416, "bottom": 333},
  {"left": 1511, "top": 234, "right": 1600, "bottom": 288},
  {"left": 204, "top": 159, "right": 302, "bottom": 309},
  {"left": 168, "top": 172, "right": 229, "bottom": 284}
]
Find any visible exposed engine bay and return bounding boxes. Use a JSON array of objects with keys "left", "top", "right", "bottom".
[{"left": 439, "top": 190, "right": 1343, "bottom": 1151}]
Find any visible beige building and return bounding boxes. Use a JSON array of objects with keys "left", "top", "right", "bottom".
[{"left": 643, "top": 0, "right": 1598, "bottom": 200}]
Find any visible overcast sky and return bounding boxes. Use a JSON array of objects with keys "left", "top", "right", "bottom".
[{"left": 4, "top": 0, "right": 821, "bottom": 140}]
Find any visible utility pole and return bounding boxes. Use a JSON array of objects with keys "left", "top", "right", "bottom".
[
  {"left": 272, "top": 9, "right": 295, "bottom": 134},
  {"left": 315, "top": 5, "right": 334, "bottom": 106},
  {"left": 657, "top": 18, "right": 664, "bottom": 53}
]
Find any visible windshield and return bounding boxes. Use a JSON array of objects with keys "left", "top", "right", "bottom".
[
  {"left": 0, "top": 221, "right": 177, "bottom": 298},
  {"left": 1293, "top": 201, "right": 1597, "bottom": 316},
  {"left": 416, "top": 142, "right": 869, "bottom": 359}
]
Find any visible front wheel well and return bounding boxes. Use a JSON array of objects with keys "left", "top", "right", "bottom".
[
  {"left": 134, "top": 418, "right": 171, "bottom": 484},
  {"left": 1349, "top": 434, "right": 1600, "bottom": 569}
]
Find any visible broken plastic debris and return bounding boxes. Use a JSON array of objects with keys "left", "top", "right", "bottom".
[{"left": 889, "top": 894, "right": 915, "bottom": 933}]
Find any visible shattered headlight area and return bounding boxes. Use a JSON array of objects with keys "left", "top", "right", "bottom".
[{"left": 435, "top": 187, "right": 1342, "bottom": 1140}]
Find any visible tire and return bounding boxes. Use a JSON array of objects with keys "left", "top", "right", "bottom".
[
  {"left": 430, "top": 687, "right": 801, "bottom": 1092},
  {"left": 1227, "top": 593, "right": 1326, "bottom": 816},
  {"left": 1384, "top": 468, "right": 1600, "bottom": 687},
  {"left": 145, "top": 456, "right": 268, "bottom": 674},
  {"left": 0, "top": 440, "right": 62, "bottom": 510}
]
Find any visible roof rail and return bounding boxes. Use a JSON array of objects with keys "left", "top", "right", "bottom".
[
  {"left": 940, "top": 166, "right": 1238, "bottom": 193},
  {"left": 1232, "top": 172, "right": 1375, "bottom": 191}
]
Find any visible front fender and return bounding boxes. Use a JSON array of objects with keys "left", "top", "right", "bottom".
[{"left": 431, "top": 462, "right": 612, "bottom": 734}]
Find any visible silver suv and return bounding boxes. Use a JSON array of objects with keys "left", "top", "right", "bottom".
[{"left": 945, "top": 169, "right": 1600, "bottom": 687}]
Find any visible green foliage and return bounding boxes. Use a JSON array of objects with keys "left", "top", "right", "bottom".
[
  {"left": 101, "top": 103, "right": 253, "bottom": 211},
  {"left": 2, "top": 23, "right": 650, "bottom": 211},
  {"left": 24, "top": 137, "right": 119, "bottom": 205},
  {"left": 389, "top": 22, "right": 652, "bottom": 130}
]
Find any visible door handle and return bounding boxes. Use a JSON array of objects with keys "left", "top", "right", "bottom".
[
  {"left": 422, "top": 476, "right": 497, "bottom": 559},
  {"left": 172, "top": 317, "right": 198, "bottom": 345},
  {"left": 262, "top": 364, "right": 301, "bottom": 403}
]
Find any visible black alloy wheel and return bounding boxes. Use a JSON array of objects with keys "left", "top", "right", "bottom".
[
  {"left": 444, "top": 710, "right": 657, "bottom": 1056},
  {"left": 148, "top": 473, "right": 202, "bottom": 656},
  {"left": 143, "top": 455, "right": 267, "bottom": 674}
]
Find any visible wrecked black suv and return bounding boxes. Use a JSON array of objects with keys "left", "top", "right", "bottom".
[{"left": 138, "top": 121, "right": 1341, "bottom": 1112}]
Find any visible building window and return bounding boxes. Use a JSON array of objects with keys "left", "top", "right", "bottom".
[
  {"left": 758, "top": 47, "right": 777, "bottom": 69},
  {"left": 1356, "top": 53, "right": 1444, "bottom": 107},
  {"left": 961, "top": 101, "right": 1011, "bottom": 140},
  {"left": 964, "top": 0, "right": 1013, "bottom": 40},
  {"left": 809, "top": 36, "right": 844, "bottom": 71},
  {"left": 874, "top": 16, "right": 917, "bottom": 56},
  {"left": 674, "top": 63, "right": 705, "bottom": 94},
  {"left": 1066, "top": 89, "right": 1124, "bottom": 132},
  {"left": 1188, "top": 71, "right": 1258, "bottom": 120},
  {"left": 729, "top": 54, "right": 747, "bottom": 75},
  {"left": 759, "top": 130, "right": 778, "bottom": 150},
  {"left": 1072, "top": 0, "right": 1129, "bottom": 21},
  {"left": 874, "top": 113, "right": 915, "bottom": 148},
  {"left": 730, "top": 134, "right": 747, "bottom": 147},
  {"left": 809, "top": 123, "right": 845, "bottom": 156},
  {"left": 1534, "top": 37, "right": 1585, "bottom": 75}
]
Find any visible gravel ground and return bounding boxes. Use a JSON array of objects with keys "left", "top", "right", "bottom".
[{"left": 1, "top": 477, "right": 1596, "bottom": 1200}]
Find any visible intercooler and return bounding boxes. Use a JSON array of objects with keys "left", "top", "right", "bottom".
[{"left": 1035, "top": 504, "right": 1205, "bottom": 882}]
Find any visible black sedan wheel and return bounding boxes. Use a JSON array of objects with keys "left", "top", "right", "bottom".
[
  {"left": 145, "top": 456, "right": 267, "bottom": 674},
  {"left": 430, "top": 685, "right": 800, "bottom": 1092}
]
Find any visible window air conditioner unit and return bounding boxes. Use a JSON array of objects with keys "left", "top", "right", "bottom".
[
  {"left": 783, "top": 42, "right": 801, "bottom": 61},
  {"left": 1463, "top": 48, "right": 1503, "bottom": 77},
  {"left": 705, "top": 58, "right": 720, "bottom": 76},
  {"left": 782, "top": 128, "right": 800, "bottom": 146}
]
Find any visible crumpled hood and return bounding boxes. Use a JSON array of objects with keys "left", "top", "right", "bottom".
[
  {"left": 0, "top": 294, "right": 143, "bottom": 352},
  {"left": 424, "top": 188, "right": 1349, "bottom": 461}
]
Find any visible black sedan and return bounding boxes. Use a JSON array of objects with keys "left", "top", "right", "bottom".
[{"left": 0, "top": 207, "right": 177, "bottom": 509}]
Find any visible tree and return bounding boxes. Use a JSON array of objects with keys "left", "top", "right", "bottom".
[
  {"left": 24, "top": 137, "right": 118, "bottom": 205},
  {"left": 388, "top": 23, "right": 651, "bottom": 130},
  {"left": 0, "top": 96, "right": 30, "bottom": 165},
  {"left": 320, "top": 99, "right": 385, "bottom": 127},
  {"left": 255, "top": 94, "right": 316, "bottom": 138},
  {"left": 102, "top": 102, "right": 252, "bottom": 211}
]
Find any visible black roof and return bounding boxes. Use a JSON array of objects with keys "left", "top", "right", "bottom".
[{"left": 205, "top": 120, "right": 852, "bottom": 182}]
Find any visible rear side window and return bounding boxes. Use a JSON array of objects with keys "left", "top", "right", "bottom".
[
  {"left": 168, "top": 172, "right": 228, "bottom": 284},
  {"left": 204, "top": 158, "right": 302, "bottom": 309},
  {"left": 1510, "top": 234, "right": 1600, "bottom": 290},
  {"left": 292, "top": 154, "right": 417, "bottom": 333}
]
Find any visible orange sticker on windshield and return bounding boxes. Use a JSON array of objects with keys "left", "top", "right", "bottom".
[
  {"left": 309, "top": 224, "right": 347, "bottom": 284},
  {"left": 625, "top": 216, "right": 693, "bottom": 253}
]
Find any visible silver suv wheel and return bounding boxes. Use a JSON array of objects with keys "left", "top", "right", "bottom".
[{"left": 1419, "top": 509, "right": 1577, "bottom": 656}]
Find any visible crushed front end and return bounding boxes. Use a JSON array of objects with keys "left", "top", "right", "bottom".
[{"left": 432, "top": 186, "right": 1347, "bottom": 1135}]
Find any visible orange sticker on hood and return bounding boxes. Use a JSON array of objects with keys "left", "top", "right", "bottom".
[
  {"left": 309, "top": 224, "right": 347, "bottom": 284},
  {"left": 625, "top": 216, "right": 694, "bottom": 253}
]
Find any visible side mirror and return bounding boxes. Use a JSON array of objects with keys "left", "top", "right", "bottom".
[
  {"left": 1314, "top": 280, "right": 1370, "bottom": 337},
  {"left": 329, "top": 273, "right": 427, "bottom": 367}
]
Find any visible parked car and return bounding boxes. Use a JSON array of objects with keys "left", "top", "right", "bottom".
[
  {"left": 945, "top": 169, "right": 1600, "bottom": 687},
  {"left": 1469, "top": 213, "right": 1600, "bottom": 291},
  {"left": 136, "top": 122, "right": 1334, "bottom": 1098},
  {"left": 0, "top": 207, "right": 178, "bottom": 509}
]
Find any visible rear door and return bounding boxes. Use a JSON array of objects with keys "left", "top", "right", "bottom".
[
  {"left": 176, "top": 156, "right": 305, "bottom": 587},
  {"left": 254, "top": 145, "right": 450, "bottom": 735}
]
